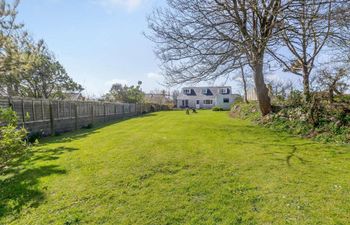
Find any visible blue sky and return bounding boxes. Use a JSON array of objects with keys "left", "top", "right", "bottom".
[
  {"left": 17, "top": 0, "right": 167, "bottom": 97},
  {"left": 16, "top": 0, "right": 301, "bottom": 97}
]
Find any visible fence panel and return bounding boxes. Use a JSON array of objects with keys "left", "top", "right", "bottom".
[{"left": 0, "top": 97, "right": 167, "bottom": 136}]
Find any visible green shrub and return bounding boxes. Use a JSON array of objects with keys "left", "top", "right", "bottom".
[
  {"left": 231, "top": 102, "right": 261, "bottom": 121},
  {"left": 212, "top": 106, "right": 224, "bottom": 111},
  {"left": 233, "top": 96, "right": 244, "bottom": 104},
  {"left": 83, "top": 123, "right": 94, "bottom": 129},
  {"left": 0, "top": 108, "right": 28, "bottom": 171},
  {"left": 286, "top": 90, "right": 304, "bottom": 107},
  {"left": 27, "top": 131, "right": 44, "bottom": 143},
  {"left": 231, "top": 101, "right": 350, "bottom": 144}
]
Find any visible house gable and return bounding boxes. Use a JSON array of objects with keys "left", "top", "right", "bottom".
[{"left": 178, "top": 86, "right": 235, "bottom": 101}]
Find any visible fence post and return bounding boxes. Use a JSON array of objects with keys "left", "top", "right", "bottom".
[
  {"left": 57, "top": 101, "right": 60, "bottom": 119},
  {"left": 63, "top": 101, "right": 65, "bottom": 118},
  {"left": 41, "top": 100, "right": 45, "bottom": 120},
  {"left": 21, "top": 99, "right": 25, "bottom": 126},
  {"left": 103, "top": 103, "right": 106, "bottom": 122},
  {"left": 74, "top": 103, "right": 78, "bottom": 130},
  {"left": 49, "top": 101, "right": 55, "bottom": 136},
  {"left": 8, "top": 97, "right": 13, "bottom": 110},
  {"left": 91, "top": 103, "right": 94, "bottom": 124},
  {"left": 70, "top": 102, "right": 73, "bottom": 118},
  {"left": 32, "top": 100, "right": 36, "bottom": 121}
]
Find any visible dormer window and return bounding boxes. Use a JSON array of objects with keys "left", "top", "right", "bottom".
[
  {"left": 220, "top": 88, "right": 229, "bottom": 94},
  {"left": 202, "top": 88, "right": 209, "bottom": 94},
  {"left": 183, "top": 89, "right": 191, "bottom": 95}
]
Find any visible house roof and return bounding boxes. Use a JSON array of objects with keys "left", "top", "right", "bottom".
[
  {"left": 63, "top": 93, "right": 84, "bottom": 101},
  {"left": 182, "top": 86, "right": 231, "bottom": 90},
  {"left": 178, "top": 86, "right": 233, "bottom": 98}
]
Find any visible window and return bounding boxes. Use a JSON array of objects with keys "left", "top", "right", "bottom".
[
  {"left": 196, "top": 100, "right": 200, "bottom": 104},
  {"left": 223, "top": 98, "right": 230, "bottom": 103},
  {"left": 203, "top": 100, "right": 213, "bottom": 104},
  {"left": 183, "top": 89, "right": 191, "bottom": 94},
  {"left": 202, "top": 88, "right": 209, "bottom": 94},
  {"left": 221, "top": 88, "right": 229, "bottom": 94}
]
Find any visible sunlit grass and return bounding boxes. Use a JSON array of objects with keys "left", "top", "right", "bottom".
[{"left": 1, "top": 111, "right": 350, "bottom": 224}]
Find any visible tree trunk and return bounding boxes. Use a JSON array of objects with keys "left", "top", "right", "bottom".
[
  {"left": 243, "top": 79, "right": 249, "bottom": 104},
  {"left": 329, "top": 89, "right": 334, "bottom": 104},
  {"left": 302, "top": 65, "right": 311, "bottom": 103},
  {"left": 240, "top": 64, "right": 249, "bottom": 104},
  {"left": 253, "top": 56, "right": 271, "bottom": 116}
]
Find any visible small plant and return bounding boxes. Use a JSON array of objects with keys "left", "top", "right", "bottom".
[
  {"left": 27, "top": 131, "right": 44, "bottom": 143},
  {"left": 0, "top": 108, "right": 29, "bottom": 171},
  {"left": 212, "top": 106, "right": 224, "bottom": 111},
  {"left": 286, "top": 90, "right": 303, "bottom": 107},
  {"left": 83, "top": 123, "right": 94, "bottom": 129},
  {"left": 234, "top": 96, "right": 244, "bottom": 104}
]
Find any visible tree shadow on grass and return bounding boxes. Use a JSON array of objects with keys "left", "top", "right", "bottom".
[
  {"left": 43, "top": 113, "right": 158, "bottom": 145},
  {"left": 260, "top": 141, "right": 350, "bottom": 167},
  {"left": 0, "top": 146, "right": 78, "bottom": 219},
  {"left": 30, "top": 147, "right": 79, "bottom": 163},
  {"left": 227, "top": 123, "right": 350, "bottom": 167},
  {"left": 285, "top": 145, "right": 308, "bottom": 166}
]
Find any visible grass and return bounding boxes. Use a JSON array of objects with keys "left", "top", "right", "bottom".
[{"left": 1, "top": 110, "right": 350, "bottom": 224}]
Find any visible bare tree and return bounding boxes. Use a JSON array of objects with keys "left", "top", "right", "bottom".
[
  {"left": 147, "top": 0, "right": 292, "bottom": 115},
  {"left": 268, "top": 0, "right": 346, "bottom": 102},
  {"left": 317, "top": 66, "right": 349, "bottom": 103},
  {"left": 267, "top": 79, "right": 294, "bottom": 100},
  {"left": 171, "top": 90, "right": 179, "bottom": 106},
  {"left": 330, "top": 2, "right": 350, "bottom": 64},
  {"left": 234, "top": 59, "right": 251, "bottom": 103}
]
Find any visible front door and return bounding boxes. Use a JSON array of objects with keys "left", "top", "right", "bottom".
[{"left": 182, "top": 100, "right": 189, "bottom": 107}]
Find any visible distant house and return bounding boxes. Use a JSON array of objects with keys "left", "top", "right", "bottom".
[
  {"left": 177, "top": 86, "right": 240, "bottom": 110},
  {"left": 247, "top": 89, "right": 258, "bottom": 101},
  {"left": 62, "top": 93, "right": 85, "bottom": 101},
  {"left": 144, "top": 93, "right": 172, "bottom": 105}
]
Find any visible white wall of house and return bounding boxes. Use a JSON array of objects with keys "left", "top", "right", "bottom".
[
  {"left": 177, "top": 86, "right": 239, "bottom": 110},
  {"left": 247, "top": 89, "right": 258, "bottom": 101}
]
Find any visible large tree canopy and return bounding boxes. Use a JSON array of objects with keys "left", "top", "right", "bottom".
[
  {"left": 18, "top": 40, "right": 83, "bottom": 99},
  {"left": 104, "top": 81, "right": 144, "bottom": 103},
  {"left": 0, "top": 0, "right": 83, "bottom": 99},
  {"left": 147, "top": 0, "right": 294, "bottom": 115},
  {"left": 268, "top": 0, "right": 348, "bottom": 102},
  {"left": 147, "top": 0, "right": 350, "bottom": 114}
]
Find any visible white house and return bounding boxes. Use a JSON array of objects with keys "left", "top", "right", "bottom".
[{"left": 177, "top": 86, "right": 240, "bottom": 110}]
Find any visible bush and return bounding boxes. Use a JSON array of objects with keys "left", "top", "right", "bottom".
[
  {"left": 233, "top": 96, "right": 244, "bottom": 104},
  {"left": 231, "top": 102, "right": 261, "bottom": 121},
  {"left": 286, "top": 90, "right": 304, "bottom": 107},
  {"left": 82, "top": 123, "right": 94, "bottom": 129},
  {"left": 212, "top": 106, "right": 224, "bottom": 111},
  {"left": 27, "top": 131, "right": 44, "bottom": 143},
  {"left": 0, "top": 108, "right": 28, "bottom": 171},
  {"left": 231, "top": 101, "right": 350, "bottom": 144}
]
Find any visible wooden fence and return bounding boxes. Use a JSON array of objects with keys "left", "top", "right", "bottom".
[{"left": 0, "top": 97, "right": 168, "bottom": 136}]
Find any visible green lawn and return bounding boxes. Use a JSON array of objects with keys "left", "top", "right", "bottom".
[{"left": 1, "top": 111, "right": 350, "bottom": 224}]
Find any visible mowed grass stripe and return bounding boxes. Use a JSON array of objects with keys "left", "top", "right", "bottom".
[{"left": 1, "top": 111, "right": 350, "bottom": 224}]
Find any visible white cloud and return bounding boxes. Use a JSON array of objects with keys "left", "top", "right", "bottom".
[
  {"left": 94, "top": 0, "right": 144, "bottom": 11},
  {"left": 147, "top": 72, "right": 162, "bottom": 80},
  {"left": 105, "top": 78, "right": 129, "bottom": 86}
]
